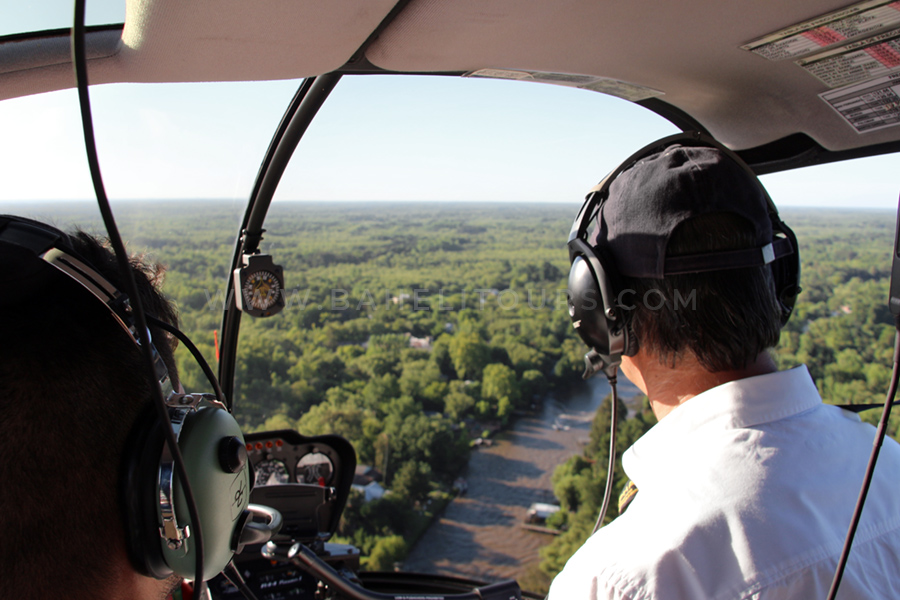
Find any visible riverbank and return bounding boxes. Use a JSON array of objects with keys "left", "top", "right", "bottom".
[{"left": 402, "top": 375, "right": 638, "bottom": 584}]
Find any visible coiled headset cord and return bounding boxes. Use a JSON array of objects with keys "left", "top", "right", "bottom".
[{"left": 71, "top": 1, "right": 206, "bottom": 589}]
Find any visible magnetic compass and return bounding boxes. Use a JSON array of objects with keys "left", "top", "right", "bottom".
[{"left": 233, "top": 253, "right": 285, "bottom": 317}]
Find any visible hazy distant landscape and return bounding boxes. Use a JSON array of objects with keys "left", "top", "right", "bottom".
[{"left": 5, "top": 201, "right": 897, "bottom": 589}]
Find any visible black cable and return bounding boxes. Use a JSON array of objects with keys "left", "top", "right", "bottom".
[
  {"left": 71, "top": 0, "right": 205, "bottom": 585},
  {"left": 218, "top": 79, "right": 316, "bottom": 409},
  {"left": 219, "top": 73, "right": 341, "bottom": 406},
  {"left": 223, "top": 562, "right": 261, "bottom": 600},
  {"left": 836, "top": 399, "right": 900, "bottom": 413},
  {"left": 592, "top": 372, "right": 619, "bottom": 535},
  {"left": 148, "top": 316, "right": 226, "bottom": 405},
  {"left": 826, "top": 330, "right": 900, "bottom": 599}
]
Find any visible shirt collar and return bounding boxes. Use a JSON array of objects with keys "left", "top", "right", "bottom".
[{"left": 623, "top": 366, "right": 821, "bottom": 478}]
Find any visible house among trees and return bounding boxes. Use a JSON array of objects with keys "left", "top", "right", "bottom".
[
  {"left": 353, "top": 465, "right": 386, "bottom": 503},
  {"left": 408, "top": 334, "right": 433, "bottom": 351}
]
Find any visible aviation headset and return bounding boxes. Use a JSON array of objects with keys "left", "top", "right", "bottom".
[
  {"left": 566, "top": 131, "right": 801, "bottom": 377},
  {"left": 0, "top": 215, "right": 251, "bottom": 582}
]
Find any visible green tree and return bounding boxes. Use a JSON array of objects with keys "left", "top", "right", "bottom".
[
  {"left": 296, "top": 398, "right": 369, "bottom": 450},
  {"left": 444, "top": 383, "right": 477, "bottom": 420},
  {"left": 551, "top": 454, "right": 593, "bottom": 512},
  {"left": 506, "top": 342, "right": 546, "bottom": 376},
  {"left": 365, "top": 535, "right": 408, "bottom": 571},
  {"left": 449, "top": 332, "right": 490, "bottom": 380},
  {"left": 391, "top": 460, "right": 433, "bottom": 504},
  {"left": 520, "top": 369, "right": 548, "bottom": 402},
  {"left": 482, "top": 363, "right": 521, "bottom": 405}
]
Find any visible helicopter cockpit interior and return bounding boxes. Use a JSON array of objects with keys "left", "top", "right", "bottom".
[{"left": 3, "top": 0, "right": 900, "bottom": 599}]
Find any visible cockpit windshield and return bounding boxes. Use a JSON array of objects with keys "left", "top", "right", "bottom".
[{"left": 3, "top": 70, "right": 900, "bottom": 596}]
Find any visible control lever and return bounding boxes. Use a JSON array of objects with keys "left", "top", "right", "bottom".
[
  {"left": 262, "top": 541, "right": 522, "bottom": 600},
  {"left": 235, "top": 504, "right": 283, "bottom": 553}
]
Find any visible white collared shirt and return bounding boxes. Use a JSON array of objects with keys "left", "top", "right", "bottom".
[{"left": 548, "top": 366, "right": 900, "bottom": 599}]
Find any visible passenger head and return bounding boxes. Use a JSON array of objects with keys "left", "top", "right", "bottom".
[
  {"left": 0, "top": 221, "right": 180, "bottom": 599},
  {"left": 591, "top": 144, "right": 785, "bottom": 371}
]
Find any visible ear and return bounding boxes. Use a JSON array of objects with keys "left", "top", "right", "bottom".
[{"left": 619, "top": 354, "right": 648, "bottom": 395}]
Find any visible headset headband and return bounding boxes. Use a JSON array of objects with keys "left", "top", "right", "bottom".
[
  {"left": 568, "top": 131, "right": 795, "bottom": 276},
  {"left": 0, "top": 216, "right": 174, "bottom": 395}
]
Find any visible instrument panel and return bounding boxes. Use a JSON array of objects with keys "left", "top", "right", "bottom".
[
  {"left": 215, "top": 429, "right": 526, "bottom": 600},
  {"left": 247, "top": 437, "right": 337, "bottom": 487},
  {"left": 243, "top": 429, "right": 356, "bottom": 544}
]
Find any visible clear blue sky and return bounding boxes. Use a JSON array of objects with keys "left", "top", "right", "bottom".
[{"left": 1, "top": 1, "right": 898, "bottom": 209}]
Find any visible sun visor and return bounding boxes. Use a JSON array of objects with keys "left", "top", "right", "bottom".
[{"left": 0, "top": 0, "right": 399, "bottom": 101}]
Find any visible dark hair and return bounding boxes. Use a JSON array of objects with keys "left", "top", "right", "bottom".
[
  {"left": 622, "top": 213, "right": 782, "bottom": 371},
  {"left": 0, "top": 230, "right": 179, "bottom": 599}
]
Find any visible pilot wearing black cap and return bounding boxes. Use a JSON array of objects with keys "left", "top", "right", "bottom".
[{"left": 550, "top": 140, "right": 900, "bottom": 599}]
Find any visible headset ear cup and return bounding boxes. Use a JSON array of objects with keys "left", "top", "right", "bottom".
[
  {"left": 567, "top": 242, "right": 630, "bottom": 364},
  {"left": 568, "top": 254, "right": 610, "bottom": 353},
  {"left": 121, "top": 403, "right": 172, "bottom": 579},
  {"left": 770, "top": 218, "right": 801, "bottom": 325},
  {"left": 121, "top": 402, "right": 250, "bottom": 582},
  {"left": 162, "top": 404, "right": 250, "bottom": 581}
]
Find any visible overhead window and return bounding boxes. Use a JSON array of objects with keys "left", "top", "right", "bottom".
[{"left": 0, "top": 0, "right": 125, "bottom": 39}]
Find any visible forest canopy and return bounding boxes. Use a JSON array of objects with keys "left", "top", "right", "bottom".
[{"left": 13, "top": 201, "right": 898, "bottom": 582}]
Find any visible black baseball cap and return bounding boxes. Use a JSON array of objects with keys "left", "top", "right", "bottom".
[{"left": 588, "top": 143, "right": 788, "bottom": 279}]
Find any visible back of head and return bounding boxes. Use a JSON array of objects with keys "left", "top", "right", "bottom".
[
  {"left": 622, "top": 212, "right": 783, "bottom": 371},
  {"left": 0, "top": 224, "right": 179, "bottom": 599},
  {"left": 596, "top": 144, "right": 777, "bottom": 281},
  {"left": 586, "top": 141, "right": 793, "bottom": 371}
]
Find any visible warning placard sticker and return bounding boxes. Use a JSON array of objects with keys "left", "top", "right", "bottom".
[
  {"left": 465, "top": 70, "right": 664, "bottom": 102},
  {"left": 821, "top": 71, "right": 900, "bottom": 132},
  {"left": 742, "top": 0, "right": 900, "bottom": 61},
  {"left": 797, "top": 29, "right": 900, "bottom": 88}
]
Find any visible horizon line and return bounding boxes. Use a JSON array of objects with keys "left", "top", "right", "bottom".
[{"left": 0, "top": 198, "right": 894, "bottom": 210}]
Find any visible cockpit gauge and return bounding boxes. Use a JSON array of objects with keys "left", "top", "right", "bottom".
[
  {"left": 297, "top": 452, "right": 335, "bottom": 485},
  {"left": 233, "top": 253, "right": 285, "bottom": 318},
  {"left": 243, "top": 430, "right": 356, "bottom": 546},
  {"left": 254, "top": 459, "right": 290, "bottom": 487}
]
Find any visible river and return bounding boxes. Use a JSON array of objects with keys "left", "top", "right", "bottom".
[{"left": 402, "top": 376, "right": 639, "bottom": 582}]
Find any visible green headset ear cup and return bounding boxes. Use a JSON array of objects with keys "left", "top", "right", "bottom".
[
  {"left": 121, "top": 403, "right": 250, "bottom": 582},
  {"left": 162, "top": 403, "right": 250, "bottom": 581}
]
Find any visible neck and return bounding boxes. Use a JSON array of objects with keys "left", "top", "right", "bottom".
[
  {"left": 625, "top": 352, "right": 777, "bottom": 421},
  {"left": 113, "top": 565, "right": 181, "bottom": 600}
]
